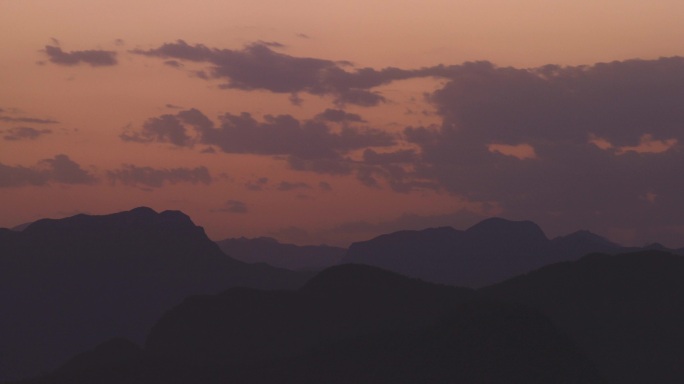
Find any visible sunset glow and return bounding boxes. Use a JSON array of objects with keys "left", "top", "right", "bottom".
[{"left": 2, "top": 0, "right": 684, "bottom": 247}]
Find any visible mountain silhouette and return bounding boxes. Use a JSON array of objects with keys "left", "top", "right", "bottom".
[
  {"left": 216, "top": 236, "right": 346, "bottom": 271},
  {"left": 342, "top": 217, "right": 680, "bottom": 287},
  {"left": 17, "top": 264, "right": 601, "bottom": 384},
  {"left": 0, "top": 207, "right": 307, "bottom": 380},
  {"left": 482, "top": 250, "right": 684, "bottom": 384}
]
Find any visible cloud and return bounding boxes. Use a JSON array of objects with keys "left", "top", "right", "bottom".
[
  {"left": 120, "top": 114, "right": 193, "bottom": 146},
  {"left": 377, "top": 57, "right": 684, "bottom": 243},
  {"left": 0, "top": 116, "right": 59, "bottom": 124},
  {"left": 212, "top": 200, "right": 248, "bottom": 214},
  {"left": 122, "top": 108, "right": 395, "bottom": 161},
  {"left": 3, "top": 127, "right": 52, "bottom": 140},
  {"left": 315, "top": 108, "right": 365, "bottom": 123},
  {"left": 0, "top": 154, "right": 96, "bottom": 187},
  {"left": 43, "top": 45, "right": 117, "bottom": 66},
  {"left": 245, "top": 177, "right": 269, "bottom": 191},
  {"left": 131, "top": 40, "right": 434, "bottom": 106},
  {"left": 107, "top": 165, "right": 212, "bottom": 188}
]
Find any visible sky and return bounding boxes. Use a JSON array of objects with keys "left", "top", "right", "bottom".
[{"left": 2, "top": 0, "right": 684, "bottom": 247}]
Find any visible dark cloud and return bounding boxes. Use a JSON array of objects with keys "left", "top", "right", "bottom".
[
  {"left": 0, "top": 154, "right": 96, "bottom": 187},
  {"left": 131, "top": 40, "right": 433, "bottom": 106},
  {"left": 43, "top": 45, "right": 117, "bottom": 66},
  {"left": 245, "top": 177, "right": 269, "bottom": 191},
  {"left": 107, "top": 165, "right": 212, "bottom": 188},
  {"left": 120, "top": 114, "right": 193, "bottom": 146},
  {"left": 286, "top": 156, "right": 355, "bottom": 175},
  {"left": 377, "top": 57, "right": 684, "bottom": 245},
  {"left": 0, "top": 116, "right": 59, "bottom": 124},
  {"left": 318, "top": 181, "right": 332, "bottom": 191},
  {"left": 122, "top": 108, "right": 395, "bottom": 160},
  {"left": 362, "top": 148, "right": 417, "bottom": 165},
  {"left": 3, "top": 127, "right": 52, "bottom": 140},
  {"left": 277, "top": 181, "right": 311, "bottom": 191},
  {"left": 163, "top": 60, "right": 183, "bottom": 68},
  {"left": 212, "top": 200, "right": 248, "bottom": 214},
  {"left": 315, "top": 109, "right": 365, "bottom": 123}
]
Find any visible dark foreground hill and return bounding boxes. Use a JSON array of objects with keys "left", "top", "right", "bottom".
[
  {"left": 483, "top": 250, "right": 684, "bottom": 384},
  {"left": 215, "top": 237, "right": 346, "bottom": 271},
  {"left": 13, "top": 264, "right": 602, "bottom": 384},
  {"left": 342, "top": 217, "right": 682, "bottom": 287},
  {"left": 0, "top": 207, "right": 307, "bottom": 381}
]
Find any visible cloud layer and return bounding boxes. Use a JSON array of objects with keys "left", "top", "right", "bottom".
[
  {"left": 0, "top": 155, "right": 96, "bottom": 187},
  {"left": 107, "top": 165, "right": 212, "bottom": 188},
  {"left": 396, "top": 58, "right": 684, "bottom": 234},
  {"left": 43, "top": 45, "right": 117, "bottom": 66},
  {"left": 132, "top": 41, "right": 442, "bottom": 106}
]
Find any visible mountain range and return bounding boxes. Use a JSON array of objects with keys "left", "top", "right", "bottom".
[
  {"left": 0, "top": 207, "right": 307, "bottom": 380},
  {"left": 3, "top": 208, "right": 684, "bottom": 383},
  {"left": 342, "top": 218, "right": 684, "bottom": 287}
]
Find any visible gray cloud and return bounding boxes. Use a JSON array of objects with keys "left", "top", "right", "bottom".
[
  {"left": 379, "top": 57, "right": 684, "bottom": 245},
  {"left": 245, "top": 177, "right": 269, "bottom": 191},
  {"left": 107, "top": 165, "right": 212, "bottom": 188},
  {"left": 0, "top": 154, "right": 96, "bottom": 187},
  {"left": 122, "top": 108, "right": 395, "bottom": 161},
  {"left": 212, "top": 200, "right": 248, "bottom": 214},
  {"left": 3, "top": 127, "right": 52, "bottom": 140},
  {"left": 43, "top": 45, "right": 117, "bottom": 66},
  {"left": 0, "top": 116, "right": 59, "bottom": 124},
  {"left": 315, "top": 108, "right": 365, "bottom": 123},
  {"left": 131, "top": 40, "right": 433, "bottom": 106}
]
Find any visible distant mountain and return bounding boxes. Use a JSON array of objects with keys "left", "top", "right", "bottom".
[
  {"left": 0, "top": 207, "right": 307, "bottom": 381},
  {"left": 216, "top": 237, "right": 346, "bottom": 271},
  {"left": 482, "top": 250, "right": 684, "bottom": 384},
  {"left": 19, "top": 264, "right": 602, "bottom": 384},
  {"left": 342, "top": 217, "right": 680, "bottom": 287}
]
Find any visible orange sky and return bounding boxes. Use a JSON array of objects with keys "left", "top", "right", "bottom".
[{"left": 2, "top": 0, "right": 684, "bottom": 247}]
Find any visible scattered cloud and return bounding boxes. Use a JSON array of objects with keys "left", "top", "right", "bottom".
[
  {"left": 245, "top": 177, "right": 269, "bottom": 191},
  {"left": 3, "top": 127, "right": 52, "bottom": 141},
  {"left": 122, "top": 108, "right": 395, "bottom": 161},
  {"left": 381, "top": 57, "right": 684, "bottom": 236},
  {"left": 163, "top": 60, "right": 183, "bottom": 68},
  {"left": 212, "top": 199, "right": 248, "bottom": 214},
  {"left": 43, "top": 45, "right": 117, "bottom": 66},
  {"left": 0, "top": 154, "right": 96, "bottom": 187},
  {"left": 107, "top": 165, "right": 212, "bottom": 188},
  {"left": 131, "top": 40, "right": 444, "bottom": 106},
  {"left": 0, "top": 116, "right": 59, "bottom": 124},
  {"left": 315, "top": 108, "right": 365, "bottom": 123}
]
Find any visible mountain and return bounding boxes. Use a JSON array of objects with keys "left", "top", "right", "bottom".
[
  {"left": 215, "top": 237, "right": 346, "bottom": 271},
  {"left": 0, "top": 207, "right": 307, "bottom": 381},
  {"left": 342, "top": 218, "right": 554, "bottom": 287},
  {"left": 342, "top": 217, "right": 679, "bottom": 287},
  {"left": 482, "top": 250, "right": 684, "bottom": 384},
  {"left": 17, "top": 264, "right": 602, "bottom": 384}
]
